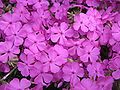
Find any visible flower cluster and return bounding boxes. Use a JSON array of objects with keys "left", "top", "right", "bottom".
[{"left": 0, "top": 0, "right": 120, "bottom": 90}]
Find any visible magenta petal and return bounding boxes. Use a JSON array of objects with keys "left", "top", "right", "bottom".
[
  {"left": 51, "top": 34, "right": 60, "bottom": 42},
  {"left": 10, "top": 78, "right": 20, "bottom": 89},
  {"left": 20, "top": 78, "right": 31, "bottom": 89},
  {"left": 42, "top": 73, "right": 53, "bottom": 83},
  {"left": 50, "top": 63, "right": 60, "bottom": 73},
  {"left": 11, "top": 46, "right": 20, "bottom": 54},
  {"left": 81, "top": 78, "right": 92, "bottom": 88},
  {"left": 43, "top": 63, "right": 50, "bottom": 72},
  {"left": 55, "top": 56, "right": 67, "bottom": 66},
  {"left": 14, "top": 36, "right": 23, "bottom": 46},
  {"left": 34, "top": 74, "right": 43, "bottom": 84},
  {"left": 48, "top": 50, "right": 57, "bottom": 60},
  {"left": 29, "top": 44, "right": 39, "bottom": 53},
  {"left": 17, "top": 62, "right": 29, "bottom": 76},
  {"left": 54, "top": 45, "right": 68, "bottom": 57},
  {"left": 0, "top": 54, "right": 8, "bottom": 63},
  {"left": 37, "top": 43, "right": 46, "bottom": 51},
  {"left": 112, "top": 70, "right": 120, "bottom": 79},
  {"left": 80, "top": 54, "right": 88, "bottom": 62},
  {"left": 63, "top": 74, "right": 71, "bottom": 82},
  {"left": 68, "top": 46, "right": 76, "bottom": 56},
  {"left": 60, "top": 22, "right": 68, "bottom": 33},
  {"left": 65, "top": 29, "right": 74, "bottom": 37}
]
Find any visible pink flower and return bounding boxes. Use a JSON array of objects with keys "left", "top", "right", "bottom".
[
  {"left": 68, "top": 39, "right": 85, "bottom": 56},
  {"left": 17, "top": 53, "right": 35, "bottom": 76},
  {"left": 62, "top": 62, "right": 84, "bottom": 85},
  {"left": 73, "top": 78, "right": 99, "bottom": 90},
  {"left": 111, "top": 22, "right": 120, "bottom": 41},
  {"left": 101, "top": 6, "right": 118, "bottom": 23},
  {"left": 77, "top": 42, "right": 100, "bottom": 62},
  {"left": 87, "top": 31, "right": 99, "bottom": 46},
  {"left": 0, "top": 13, "right": 19, "bottom": 32},
  {"left": 97, "top": 76, "right": 114, "bottom": 90},
  {"left": 18, "top": 62, "right": 30, "bottom": 77},
  {"left": 54, "top": 44, "right": 68, "bottom": 57},
  {"left": 109, "top": 56, "right": 120, "bottom": 79},
  {"left": 112, "top": 42, "right": 120, "bottom": 53},
  {"left": 14, "top": 4, "right": 30, "bottom": 23},
  {"left": 86, "top": 0, "right": 99, "bottom": 7},
  {"left": 31, "top": 62, "right": 53, "bottom": 85},
  {"left": 8, "top": 78, "right": 31, "bottom": 90},
  {"left": 109, "top": 56, "right": 120, "bottom": 70},
  {"left": 87, "top": 8, "right": 102, "bottom": 31},
  {"left": 98, "top": 26, "right": 111, "bottom": 45},
  {"left": 40, "top": 48, "right": 67, "bottom": 73},
  {"left": 50, "top": 2, "right": 68, "bottom": 20},
  {"left": 73, "top": 13, "right": 89, "bottom": 32},
  {"left": 0, "top": 42, "right": 20, "bottom": 63},
  {"left": 50, "top": 22, "right": 73, "bottom": 44},
  {"left": 112, "top": 69, "right": 120, "bottom": 79},
  {"left": 87, "top": 62, "right": 104, "bottom": 79},
  {"left": 24, "top": 32, "right": 46, "bottom": 53},
  {"left": 5, "top": 22, "right": 26, "bottom": 46}
]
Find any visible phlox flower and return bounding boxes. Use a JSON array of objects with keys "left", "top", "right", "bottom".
[
  {"left": 77, "top": 42, "right": 100, "bottom": 62},
  {"left": 87, "top": 62, "right": 104, "bottom": 79},
  {"left": 31, "top": 62, "right": 53, "bottom": 86},
  {"left": 111, "top": 21, "right": 120, "bottom": 41},
  {"left": 0, "top": 41, "right": 20, "bottom": 63},
  {"left": 109, "top": 56, "right": 120, "bottom": 79},
  {"left": 8, "top": 78, "right": 31, "bottom": 90},
  {"left": 101, "top": 6, "right": 118, "bottom": 23},
  {"left": 24, "top": 32, "right": 46, "bottom": 53},
  {"left": 14, "top": 4, "right": 30, "bottom": 23},
  {"left": 40, "top": 47, "right": 67, "bottom": 73},
  {"left": 5, "top": 22, "right": 26, "bottom": 46},
  {"left": 73, "top": 13, "right": 89, "bottom": 32},
  {"left": 0, "top": 13, "right": 19, "bottom": 33},
  {"left": 50, "top": 2, "right": 68, "bottom": 20},
  {"left": 97, "top": 76, "right": 114, "bottom": 90},
  {"left": 73, "top": 78, "right": 99, "bottom": 90},
  {"left": 68, "top": 39, "right": 85, "bottom": 56},
  {"left": 17, "top": 52, "right": 35, "bottom": 76},
  {"left": 97, "top": 26, "right": 111, "bottom": 45},
  {"left": 50, "top": 22, "right": 73, "bottom": 44},
  {"left": 87, "top": 31, "right": 99, "bottom": 46},
  {"left": 112, "top": 42, "right": 120, "bottom": 53},
  {"left": 54, "top": 44, "right": 68, "bottom": 57},
  {"left": 87, "top": 8, "right": 102, "bottom": 31},
  {"left": 62, "top": 62, "right": 84, "bottom": 85}
]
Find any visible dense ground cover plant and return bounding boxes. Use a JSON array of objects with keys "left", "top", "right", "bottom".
[{"left": 0, "top": 0, "right": 120, "bottom": 90}]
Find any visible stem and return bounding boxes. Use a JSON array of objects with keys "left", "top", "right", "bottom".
[{"left": 0, "top": 67, "right": 17, "bottom": 82}]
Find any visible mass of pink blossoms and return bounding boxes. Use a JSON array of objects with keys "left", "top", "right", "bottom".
[{"left": 0, "top": 0, "right": 120, "bottom": 90}]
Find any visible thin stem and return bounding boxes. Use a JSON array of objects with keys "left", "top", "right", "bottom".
[{"left": 0, "top": 67, "right": 17, "bottom": 82}]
